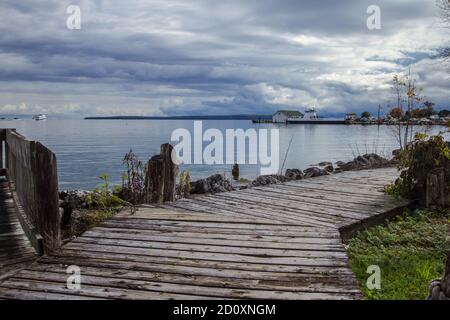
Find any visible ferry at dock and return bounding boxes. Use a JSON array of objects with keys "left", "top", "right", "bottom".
[{"left": 286, "top": 108, "right": 345, "bottom": 124}]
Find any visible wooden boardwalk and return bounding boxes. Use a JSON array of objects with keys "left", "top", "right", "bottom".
[
  {"left": 0, "top": 173, "right": 37, "bottom": 280},
  {"left": 0, "top": 168, "right": 411, "bottom": 299}
]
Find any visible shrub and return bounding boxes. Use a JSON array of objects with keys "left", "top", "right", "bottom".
[
  {"left": 119, "top": 150, "right": 147, "bottom": 204},
  {"left": 389, "top": 133, "right": 450, "bottom": 199},
  {"left": 85, "top": 173, "right": 124, "bottom": 209}
]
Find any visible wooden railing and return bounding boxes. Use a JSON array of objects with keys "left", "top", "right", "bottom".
[{"left": 0, "top": 129, "right": 60, "bottom": 254}]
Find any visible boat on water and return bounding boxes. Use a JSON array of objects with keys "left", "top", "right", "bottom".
[{"left": 32, "top": 114, "right": 47, "bottom": 121}]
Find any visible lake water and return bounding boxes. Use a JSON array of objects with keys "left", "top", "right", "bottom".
[{"left": 1, "top": 119, "right": 448, "bottom": 190}]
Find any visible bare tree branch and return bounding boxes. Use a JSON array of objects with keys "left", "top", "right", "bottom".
[{"left": 437, "top": 0, "right": 450, "bottom": 58}]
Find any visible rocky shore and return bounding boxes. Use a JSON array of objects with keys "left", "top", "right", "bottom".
[
  {"left": 59, "top": 153, "right": 396, "bottom": 208},
  {"left": 184, "top": 153, "right": 396, "bottom": 194}
]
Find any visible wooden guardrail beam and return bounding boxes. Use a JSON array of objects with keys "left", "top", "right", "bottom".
[{"left": 2, "top": 129, "right": 60, "bottom": 254}]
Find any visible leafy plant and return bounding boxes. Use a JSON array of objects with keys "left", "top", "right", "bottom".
[
  {"left": 388, "top": 133, "right": 450, "bottom": 199},
  {"left": 120, "top": 149, "right": 147, "bottom": 204},
  {"left": 85, "top": 173, "right": 124, "bottom": 209},
  {"left": 178, "top": 170, "right": 191, "bottom": 198}
]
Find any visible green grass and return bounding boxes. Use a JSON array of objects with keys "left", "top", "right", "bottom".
[{"left": 345, "top": 209, "right": 450, "bottom": 300}]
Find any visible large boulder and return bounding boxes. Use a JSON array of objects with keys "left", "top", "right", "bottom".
[
  {"left": 285, "top": 169, "right": 304, "bottom": 180},
  {"left": 303, "top": 167, "right": 329, "bottom": 178},
  {"left": 59, "top": 190, "right": 92, "bottom": 209},
  {"left": 190, "top": 174, "right": 235, "bottom": 194},
  {"left": 316, "top": 161, "right": 334, "bottom": 173}
]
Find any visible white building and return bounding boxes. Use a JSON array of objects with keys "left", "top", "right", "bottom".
[
  {"left": 272, "top": 110, "right": 304, "bottom": 123},
  {"left": 345, "top": 113, "right": 357, "bottom": 122}
]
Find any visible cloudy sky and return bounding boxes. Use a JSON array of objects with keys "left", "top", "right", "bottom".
[{"left": 0, "top": 0, "right": 448, "bottom": 117}]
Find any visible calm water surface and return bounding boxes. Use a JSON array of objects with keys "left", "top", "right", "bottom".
[{"left": 1, "top": 119, "right": 448, "bottom": 190}]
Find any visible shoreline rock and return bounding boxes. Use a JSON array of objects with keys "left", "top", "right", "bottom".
[
  {"left": 285, "top": 169, "right": 304, "bottom": 180},
  {"left": 335, "top": 153, "right": 395, "bottom": 172},
  {"left": 59, "top": 190, "right": 92, "bottom": 210},
  {"left": 189, "top": 174, "right": 235, "bottom": 194},
  {"left": 304, "top": 167, "right": 329, "bottom": 178}
]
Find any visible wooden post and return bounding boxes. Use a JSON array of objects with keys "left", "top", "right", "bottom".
[
  {"left": 426, "top": 168, "right": 445, "bottom": 209},
  {"left": 160, "top": 143, "right": 178, "bottom": 202},
  {"left": 144, "top": 154, "right": 165, "bottom": 204},
  {"left": 144, "top": 143, "right": 178, "bottom": 204},
  {"left": 232, "top": 163, "right": 239, "bottom": 181},
  {"left": 0, "top": 129, "right": 4, "bottom": 169}
]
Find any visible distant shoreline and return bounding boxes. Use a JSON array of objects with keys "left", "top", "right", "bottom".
[{"left": 84, "top": 115, "right": 272, "bottom": 121}]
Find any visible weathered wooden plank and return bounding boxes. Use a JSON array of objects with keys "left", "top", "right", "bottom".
[
  {"left": 10, "top": 271, "right": 358, "bottom": 299},
  {"left": 101, "top": 218, "right": 338, "bottom": 236},
  {"left": 62, "top": 242, "right": 350, "bottom": 267},
  {"left": 285, "top": 180, "right": 386, "bottom": 196},
  {"left": 185, "top": 195, "right": 340, "bottom": 227},
  {"left": 213, "top": 191, "right": 368, "bottom": 222},
  {"left": 0, "top": 278, "right": 215, "bottom": 300},
  {"left": 47, "top": 250, "right": 355, "bottom": 275},
  {"left": 38, "top": 255, "right": 355, "bottom": 280},
  {"left": 244, "top": 185, "right": 399, "bottom": 209},
  {"left": 83, "top": 229, "right": 345, "bottom": 250},
  {"left": 24, "top": 264, "right": 360, "bottom": 294},
  {"left": 208, "top": 192, "right": 352, "bottom": 226},
  {"left": 73, "top": 236, "right": 348, "bottom": 258},
  {"left": 253, "top": 184, "right": 402, "bottom": 209},
  {"left": 0, "top": 288, "right": 97, "bottom": 300},
  {"left": 175, "top": 196, "right": 336, "bottom": 227},
  {"left": 99, "top": 220, "right": 339, "bottom": 238},
  {"left": 163, "top": 200, "right": 292, "bottom": 225},
  {"left": 90, "top": 226, "right": 342, "bottom": 243}
]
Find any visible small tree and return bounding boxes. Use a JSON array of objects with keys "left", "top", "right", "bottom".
[
  {"left": 361, "top": 111, "right": 371, "bottom": 119},
  {"left": 390, "top": 107, "right": 404, "bottom": 119},
  {"left": 389, "top": 70, "right": 423, "bottom": 149},
  {"left": 423, "top": 101, "right": 436, "bottom": 117}
]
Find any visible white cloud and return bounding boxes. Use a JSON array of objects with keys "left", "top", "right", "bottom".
[{"left": 0, "top": 0, "right": 448, "bottom": 117}]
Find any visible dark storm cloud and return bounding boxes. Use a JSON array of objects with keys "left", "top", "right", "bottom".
[{"left": 0, "top": 0, "right": 448, "bottom": 117}]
